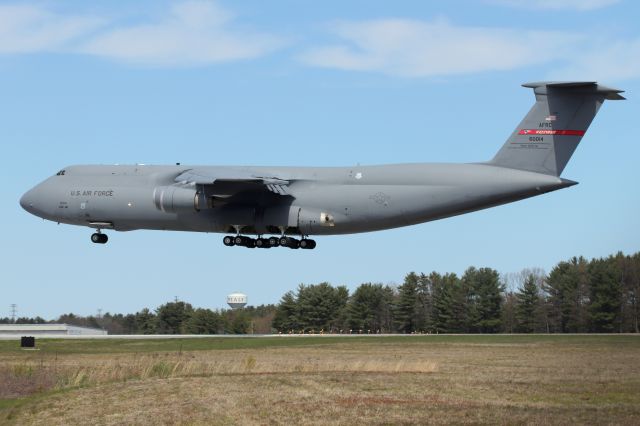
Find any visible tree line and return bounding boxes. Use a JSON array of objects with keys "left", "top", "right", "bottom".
[
  {"left": 0, "top": 303, "right": 277, "bottom": 335},
  {"left": 3, "top": 251, "right": 638, "bottom": 334},
  {"left": 273, "top": 252, "right": 639, "bottom": 334}
]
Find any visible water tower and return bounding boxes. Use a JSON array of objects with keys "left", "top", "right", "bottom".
[{"left": 226, "top": 292, "right": 247, "bottom": 309}]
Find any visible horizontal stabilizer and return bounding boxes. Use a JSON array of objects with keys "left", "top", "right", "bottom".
[{"left": 522, "top": 81, "right": 626, "bottom": 100}]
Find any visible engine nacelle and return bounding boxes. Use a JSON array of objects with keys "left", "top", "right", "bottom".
[
  {"left": 297, "top": 207, "right": 335, "bottom": 233},
  {"left": 153, "top": 186, "right": 201, "bottom": 213},
  {"left": 258, "top": 206, "right": 336, "bottom": 234}
]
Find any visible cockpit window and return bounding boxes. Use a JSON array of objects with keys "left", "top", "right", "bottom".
[{"left": 56, "top": 170, "right": 66, "bottom": 176}]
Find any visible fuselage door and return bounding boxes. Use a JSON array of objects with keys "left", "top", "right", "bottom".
[
  {"left": 68, "top": 189, "right": 93, "bottom": 221},
  {"left": 78, "top": 199, "right": 91, "bottom": 220}
]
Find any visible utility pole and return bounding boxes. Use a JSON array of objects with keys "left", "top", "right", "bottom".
[
  {"left": 10, "top": 304, "right": 17, "bottom": 323},
  {"left": 97, "top": 308, "right": 102, "bottom": 319}
]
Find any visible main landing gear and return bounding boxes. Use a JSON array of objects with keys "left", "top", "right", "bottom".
[
  {"left": 90, "top": 232, "right": 108, "bottom": 244},
  {"left": 223, "top": 235, "right": 316, "bottom": 249}
]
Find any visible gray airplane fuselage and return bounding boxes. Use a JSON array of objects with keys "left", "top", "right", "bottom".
[
  {"left": 19, "top": 82, "right": 624, "bottom": 247},
  {"left": 20, "top": 163, "right": 573, "bottom": 236}
]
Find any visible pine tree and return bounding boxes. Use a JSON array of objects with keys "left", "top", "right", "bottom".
[
  {"left": 431, "top": 272, "right": 458, "bottom": 333},
  {"left": 347, "top": 283, "right": 394, "bottom": 333},
  {"left": 296, "top": 283, "right": 348, "bottom": 332},
  {"left": 546, "top": 257, "right": 591, "bottom": 332},
  {"left": 448, "top": 277, "right": 470, "bottom": 333},
  {"left": 273, "top": 291, "right": 299, "bottom": 332},
  {"left": 394, "top": 273, "right": 419, "bottom": 333},
  {"left": 515, "top": 274, "right": 540, "bottom": 333},
  {"left": 135, "top": 308, "right": 157, "bottom": 334},
  {"left": 622, "top": 253, "right": 640, "bottom": 333},
  {"left": 228, "top": 310, "right": 251, "bottom": 334},
  {"left": 184, "top": 308, "right": 222, "bottom": 334},
  {"left": 588, "top": 256, "right": 622, "bottom": 332},
  {"left": 155, "top": 301, "right": 193, "bottom": 334},
  {"left": 462, "top": 267, "right": 503, "bottom": 333},
  {"left": 415, "top": 273, "right": 433, "bottom": 332},
  {"left": 501, "top": 292, "right": 517, "bottom": 333}
]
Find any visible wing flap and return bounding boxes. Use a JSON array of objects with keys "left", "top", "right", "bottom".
[{"left": 175, "top": 169, "right": 292, "bottom": 196}]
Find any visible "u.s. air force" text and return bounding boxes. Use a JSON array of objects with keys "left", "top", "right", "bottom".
[{"left": 70, "top": 190, "right": 114, "bottom": 197}]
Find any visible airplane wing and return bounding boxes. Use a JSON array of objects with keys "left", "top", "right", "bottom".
[{"left": 175, "top": 169, "right": 292, "bottom": 196}]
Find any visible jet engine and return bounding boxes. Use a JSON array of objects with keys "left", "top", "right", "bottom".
[{"left": 153, "top": 186, "right": 202, "bottom": 213}]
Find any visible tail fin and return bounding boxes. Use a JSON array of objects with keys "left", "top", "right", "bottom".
[{"left": 490, "top": 81, "right": 624, "bottom": 176}]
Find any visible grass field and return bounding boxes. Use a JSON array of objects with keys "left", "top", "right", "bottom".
[{"left": 0, "top": 335, "right": 639, "bottom": 425}]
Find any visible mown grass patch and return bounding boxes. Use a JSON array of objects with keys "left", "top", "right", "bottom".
[{"left": 0, "top": 334, "right": 638, "bottom": 355}]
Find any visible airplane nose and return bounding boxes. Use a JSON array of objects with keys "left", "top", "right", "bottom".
[
  {"left": 20, "top": 192, "right": 29, "bottom": 210},
  {"left": 20, "top": 189, "right": 35, "bottom": 213}
]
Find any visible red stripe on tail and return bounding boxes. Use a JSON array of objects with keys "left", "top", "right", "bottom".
[{"left": 518, "top": 129, "right": 585, "bottom": 136}]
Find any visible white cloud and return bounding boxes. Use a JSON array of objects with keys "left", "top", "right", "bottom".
[
  {"left": 81, "top": 1, "right": 285, "bottom": 66},
  {"left": 300, "top": 18, "right": 583, "bottom": 77},
  {"left": 0, "top": 1, "right": 285, "bottom": 66},
  {"left": 551, "top": 38, "right": 640, "bottom": 82},
  {"left": 488, "top": 0, "right": 620, "bottom": 11},
  {"left": 0, "top": 5, "right": 103, "bottom": 53},
  {"left": 1, "top": 2, "right": 637, "bottom": 82}
]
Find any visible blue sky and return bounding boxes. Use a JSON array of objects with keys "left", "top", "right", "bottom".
[{"left": 2, "top": 0, "right": 639, "bottom": 319}]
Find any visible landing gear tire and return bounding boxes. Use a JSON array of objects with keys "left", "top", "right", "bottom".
[
  {"left": 223, "top": 235, "right": 312, "bottom": 250},
  {"left": 234, "top": 236, "right": 256, "bottom": 248},
  {"left": 268, "top": 237, "right": 280, "bottom": 247},
  {"left": 279, "top": 237, "right": 300, "bottom": 249},
  {"left": 255, "top": 238, "right": 271, "bottom": 248},
  {"left": 91, "top": 233, "right": 108, "bottom": 244},
  {"left": 300, "top": 239, "right": 316, "bottom": 249}
]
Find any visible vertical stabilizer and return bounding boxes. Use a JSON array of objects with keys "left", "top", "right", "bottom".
[{"left": 490, "top": 82, "right": 624, "bottom": 176}]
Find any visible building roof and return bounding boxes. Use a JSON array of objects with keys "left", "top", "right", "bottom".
[{"left": 0, "top": 324, "right": 106, "bottom": 333}]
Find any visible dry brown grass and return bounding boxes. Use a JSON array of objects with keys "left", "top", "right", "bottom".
[
  {"left": 1, "top": 337, "right": 640, "bottom": 425},
  {"left": 0, "top": 349, "right": 438, "bottom": 398}
]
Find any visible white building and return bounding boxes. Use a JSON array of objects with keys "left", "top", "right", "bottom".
[{"left": 0, "top": 324, "right": 107, "bottom": 336}]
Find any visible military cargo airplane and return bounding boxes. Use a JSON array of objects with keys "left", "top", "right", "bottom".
[{"left": 20, "top": 82, "right": 624, "bottom": 249}]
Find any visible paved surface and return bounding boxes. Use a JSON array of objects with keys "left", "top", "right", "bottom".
[
  {"left": 1, "top": 333, "right": 632, "bottom": 341},
  {"left": 0, "top": 333, "right": 426, "bottom": 340}
]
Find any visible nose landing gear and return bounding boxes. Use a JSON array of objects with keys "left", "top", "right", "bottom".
[{"left": 90, "top": 232, "right": 108, "bottom": 244}]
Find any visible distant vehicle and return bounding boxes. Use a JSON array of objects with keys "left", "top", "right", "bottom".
[{"left": 20, "top": 82, "right": 624, "bottom": 249}]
